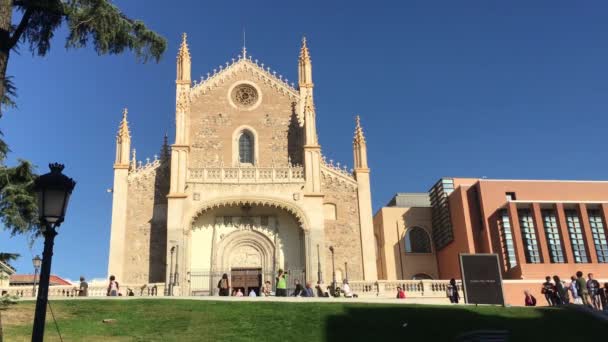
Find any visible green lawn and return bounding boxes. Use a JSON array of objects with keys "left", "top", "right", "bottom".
[{"left": 2, "top": 299, "right": 607, "bottom": 341}]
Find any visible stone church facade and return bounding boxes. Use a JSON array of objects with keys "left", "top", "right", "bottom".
[{"left": 108, "top": 35, "right": 376, "bottom": 295}]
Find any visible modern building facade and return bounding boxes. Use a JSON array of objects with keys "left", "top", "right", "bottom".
[
  {"left": 107, "top": 35, "right": 377, "bottom": 296},
  {"left": 374, "top": 178, "right": 608, "bottom": 305}
]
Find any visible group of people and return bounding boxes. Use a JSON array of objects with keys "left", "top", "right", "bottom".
[
  {"left": 217, "top": 269, "right": 358, "bottom": 298},
  {"left": 525, "top": 271, "right": 608, "bottom": 311}
]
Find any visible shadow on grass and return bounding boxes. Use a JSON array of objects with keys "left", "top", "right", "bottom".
[{"left": 324, "top": 305, "right": 608, "bottom": 341}]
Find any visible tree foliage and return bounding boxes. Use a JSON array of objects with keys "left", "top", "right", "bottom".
[{"left": 0, "top": 0, "right": 166, "bottom": 236}]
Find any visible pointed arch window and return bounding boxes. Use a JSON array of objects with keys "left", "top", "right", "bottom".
[{"left": 239, "top": 131, "right": 254, "bottom": 164}]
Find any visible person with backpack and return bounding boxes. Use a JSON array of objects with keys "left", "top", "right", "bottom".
[
  {"left": 217, "top": 273, "right": 230, "bottom": 296},
  {"left": 107, "top": 275, "right": 119, "bottom": 296},
  {"left": 524, "top": 290, "right": 537, "bottom": 306},
  {"left": 446, "top": 278, "right": 460, "bottom": 304},
  {"left": 587, "top": 273, "right": 601, "bottom": 310},
  {"left": 541, "top": 276, "right": 556, "bottom": 306},
  {"left": 553, "top": 275, "right": 568, "bottom": 305}
]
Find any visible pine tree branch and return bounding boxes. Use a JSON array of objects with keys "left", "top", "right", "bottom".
[{"left": 8, "top": 8, "right": 32, "bottom": 49}]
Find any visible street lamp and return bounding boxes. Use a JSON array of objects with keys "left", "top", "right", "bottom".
[
  {"left": 316, "top": 244, "right": 322, "bottom": 284},
  {"left": 32, "top": 255, "right": 42, "bottom": 297},
  {"left": 329, "top": 246, "right": 336, "bottom": 293},
  {"left": 31, "top": 163, "right": 76, "bottom": 342}
]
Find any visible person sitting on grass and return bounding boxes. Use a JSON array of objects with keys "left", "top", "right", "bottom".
[
  {"left": 263, "top": 281, "right": 272, "bottom": 296},
  {"left": 316, "top": 281, "right": 329, "bottom": 297},
  {"left": 235, "top": 288, "right": 244, "bottom": 297},
  {"left": 292, "top": 280, "right": 303, "bottom": 297},
  {"left": 249, "top": 289, "right": 257, "bottom": 297}
]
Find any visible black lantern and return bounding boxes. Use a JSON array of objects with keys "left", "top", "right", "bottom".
[
  {"left": 34, "top": 163, "right": 76, "bottom": 226},
  {"left": 31, "top": 163, "right": 76, "bottom": 342}
]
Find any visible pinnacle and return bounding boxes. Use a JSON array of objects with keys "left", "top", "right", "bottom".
[
  {"left": 118, "top": 108, "right": 131, "bottom": 139},
  {"left": 354, "top": 115, "right": 366, "bottom": 145},
  {"left": 178, "top": 32, "right": 190, "bottom": 59},
  {"left": 299, "top": 36, "right": 310, "bottom": 61}
]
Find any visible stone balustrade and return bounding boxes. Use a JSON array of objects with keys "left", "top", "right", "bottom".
[
  {"left": 188, "top": 166, "right": 305, "bottom": 184},
  {"left": 1, "top": 283, "right": 165, "bottom": 298},
  {"left": 348, "top": 279, "right": 463, "bottom": 299}
]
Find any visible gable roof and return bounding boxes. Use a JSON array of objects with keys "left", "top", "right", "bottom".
[
  {"left": 0, "top": 260, "right": 15, "bottom": 275},
  {"left": 9, "top": 274, "right": 72, "bottom": 286},
  {"left": 189, "top": 54, "right": 303, "bottom": 124}
]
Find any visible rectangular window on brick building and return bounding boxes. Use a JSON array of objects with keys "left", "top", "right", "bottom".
[
  {"left": 506, "top": 192, "right": 516, "bottom": 201},
  {"left": 587, "top": 209, "right": 608, "bottom": 263},
  {"left": 541, "top": 210, "right": 565, "bottom": 263},
  {"left": 565, "top": 210, "right": 588, "bottom": 263},
  {"left": 518, "top": 209, "right": 541, "bottom": 263},
  {"left": 499, "top": 209, "right": 517, "bottom": 268}
]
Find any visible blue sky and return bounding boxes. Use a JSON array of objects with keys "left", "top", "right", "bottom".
[{"left": 1, "top": 0, "right": 607, "bottom": 281}]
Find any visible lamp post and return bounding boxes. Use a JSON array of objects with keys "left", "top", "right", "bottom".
[
  {"left": 329, "top": 246, "right": 336, "bottom": 293},
  {"left": 31, "top": 163, "right": 76, "bottom": 342},
  {"left": 32, "top": 255, "right": 41, "bottom": 297},
  {"left": 316, "top": 244, "right": 322, "bottom": 284},
  {"left": 344, "top": 261, "right": 348, "bottom": 281}
]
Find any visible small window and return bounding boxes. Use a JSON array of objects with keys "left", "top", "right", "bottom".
[
  {"left": 239, "top": 131, "right": 254, "bottom": 164},
  {"left": 405, "top": 227, "right": 432, "bottom": 253},
  {"left": 506, "top": 192, "right": 516, "bottom": 201},
  {"left": 324, "top": 203, "right": 337, "bottom": 220}
]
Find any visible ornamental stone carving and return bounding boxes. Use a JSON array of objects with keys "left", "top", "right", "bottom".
[{"left": 176, "top": 91, "right": 190, "bottom": 112}]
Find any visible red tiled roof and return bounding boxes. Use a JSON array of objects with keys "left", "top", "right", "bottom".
[{"left": 10, "top": 274, "right": 72, "bottom": 286}]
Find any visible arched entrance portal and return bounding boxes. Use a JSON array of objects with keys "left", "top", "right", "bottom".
[{"left": 188, "top": 202, "right": 307, "bottom": 295}]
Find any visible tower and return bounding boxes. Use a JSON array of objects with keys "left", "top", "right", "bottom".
[
  {"left": 166, "top": 33, "right": 192, "bottom": 294},
  {"left": 353, "top": 116, "right": 378, "bottom": 280},
  {"left": 108, "top": 108, "right": 131, "bottom": 280}
]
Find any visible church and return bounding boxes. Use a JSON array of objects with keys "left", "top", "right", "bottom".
[{"left": 107, "top": 34, "right": 377, "bottom": 295}]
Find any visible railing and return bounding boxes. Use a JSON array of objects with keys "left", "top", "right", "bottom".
[
  {"left": 188, "top": 166, "right": 305, "bottom": 184},
  {"left": 1, "top": 283, "right": 165, "bottom": 298},
  {"left": 348, "top": 280, "right": 463, "bottom": 298}
]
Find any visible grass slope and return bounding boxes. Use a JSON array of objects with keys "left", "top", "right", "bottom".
[{"left": 2, "top": 299, "right": 607, "bottom": 341}]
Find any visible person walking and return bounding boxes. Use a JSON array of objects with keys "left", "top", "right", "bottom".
[
  {"left": 78, "top": 276, "right": 88, "bottom": 297},
  {"left": 275, "top": 269, "right": 288, "bottom": 297},
  {"left": 587, "top": 273, "right": 601, "bottom": 310},
  {"left": 218, "top": 273, "right": 231, "bottom": 297},
  {"left": 107, "top": 275, "right": 119, "bottom": 296},
  {"left": 576, "top": 271, "right": 590, "bottom": 307},
  {"left": 569, "top": 276, "right": 582, "bottom": 304},
  {"left": 524, "top": 290, "right": 537, "bottom": 306},
  {"left": 446, "top": 278, "right": 460, "bottom": 304},
  {"left": 541, "top": 276, "right": 556, "bottom": 306},
  {"left": 553, "top": 275, "right": 568, "bottom": 305}
]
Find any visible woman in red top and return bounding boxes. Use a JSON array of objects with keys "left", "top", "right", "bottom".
[
  {"left": 396, "top": 286, "right": 406, "bottom": 299},
  {"left": 525, "top": 290, "right": 537, "bottom": 306}
]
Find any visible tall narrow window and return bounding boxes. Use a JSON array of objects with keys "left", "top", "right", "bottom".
[
  {"left": 565, "top": 210, "right": 588, "bottom": 263},
  {"left": 518, "top": 209, "right": 541, "bottom": 263},
  {"left": 499, "top": 210, "right": 517, "bottom": 269},
  {"left": 542, "top": 210, "right": 565, "bottom": 263},
  {"left": 238, "top": 131, "right": 254, "bottom": 164},
  {"left": 587, "top": 209, "right": 608, "bottom": 263}
]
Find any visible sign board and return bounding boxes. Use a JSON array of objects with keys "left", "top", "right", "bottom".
[{"left": 459, "top": 253, "right": 505, "bottom": 305}]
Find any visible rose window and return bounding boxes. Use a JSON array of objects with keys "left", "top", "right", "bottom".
[{"left": 232, "top": 84, "right": 259, "bottom": 108}]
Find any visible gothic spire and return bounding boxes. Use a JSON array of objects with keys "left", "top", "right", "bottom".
[
  {"left": 115, "top": 108, "right": 131, "bottom": 167},
  {"left": 161, "top": 132, "right": 170, "bottom": 161},
  {"left": 117, "top": 108, "right": 131, "bottom": 141},
  {"left": 176, "top": 32, "right": 191, "bottom": 82},
  {"left": 353, "top": 115, "right": 366, "bottom": 146},
  {"left": 353, "top": 115, "right": 368, "bottom": 170},
  {"left": 298, "top": 36, "right": 313, "bottom": 88}
]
